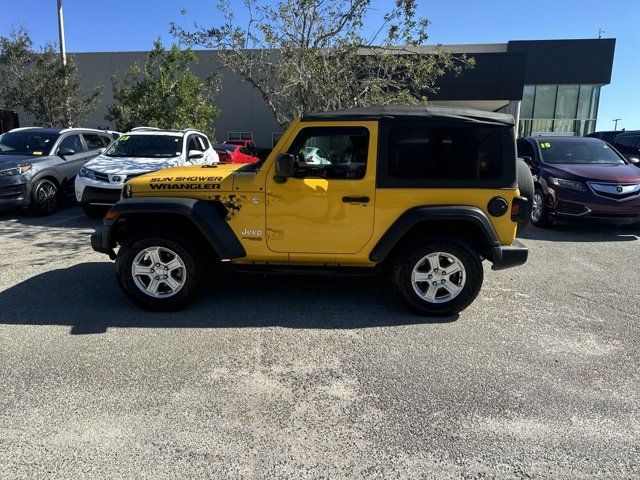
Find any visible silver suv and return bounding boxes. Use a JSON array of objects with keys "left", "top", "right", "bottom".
[{"left": 0, "top": 127, "right": 118, "bottom": 215}]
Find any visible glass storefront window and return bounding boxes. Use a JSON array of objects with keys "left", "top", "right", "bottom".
[
  {"left": 576, "top": 85, "right": 593, "bottom": 119},
  {"left": 555, "top": 85, "right": 579, "bottom": 119},
  {"left": 521, "top": 85, "right": 535, "bottom": 119},
  {"left": 532, "top": 85, "right": 557, "bottom": 118}
]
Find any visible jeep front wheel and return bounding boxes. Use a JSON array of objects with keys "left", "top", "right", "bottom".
[
  {"left": 116, "top": 230, "right": 204, "bottom": 310},
  {"left": 391, "top": 238, "right": 483, "bottom": 316}
]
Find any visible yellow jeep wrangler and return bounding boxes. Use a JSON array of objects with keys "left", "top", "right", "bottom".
[{"left": 92, "top": 106, "right": 532, "bottom": 315}]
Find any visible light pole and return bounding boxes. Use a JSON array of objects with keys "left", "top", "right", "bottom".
[
  {"left": 57, "top": 0, "right": 67, "bottom": 66},
  {"left": 613, "top": 118, "right": 621, "bottom": 130}
]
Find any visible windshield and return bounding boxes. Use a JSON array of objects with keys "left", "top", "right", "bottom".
[
  {"left": 104, "top": 134, "right": 182, "bottom": 158},
  {"left": 0, "top": 130, "right": 58, "bottom": 156},
  {"left": 213, "top": 144, "right": 236, "bottom": 152},
  {"left": 540, "top": 140, "right": 625, "bottom": 165}
]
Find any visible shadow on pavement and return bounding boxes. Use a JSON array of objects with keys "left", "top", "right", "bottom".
[
  {"left": 0, "top": 203, "right": 100, "bottom": 229},
  {"left": 0, "top": 262, "right": 456, "bottom": 334},
  {"left": 518, "top": 222, "right": 640, "bottom": 243}
]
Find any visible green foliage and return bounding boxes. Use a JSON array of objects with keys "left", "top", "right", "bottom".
[
  {"left": 0, "top": 27, "right": 102, "bottom": 127},
  {"left": 106, "top": 41, "right": 220, "bottom": 137},
  {"left": 172, "top": 0, "right": 474, "bottom": 127}
]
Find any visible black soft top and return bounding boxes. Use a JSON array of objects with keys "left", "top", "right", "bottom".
[{"left": 302, "top": 105, "right": 514, "bottom": 126}]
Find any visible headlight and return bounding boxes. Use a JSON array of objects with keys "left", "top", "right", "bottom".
[
  {"left": 549, "top": 177, "right": 585, "bottom": 191},
  {"left": 79, "top": 167, "right": 97, "bottom": 180},
  {"left": 0, "top": 165, "right": 31, "bottom": 177},
  {"left": 122, "top": 183, "right": 132, "bottom": 198}
]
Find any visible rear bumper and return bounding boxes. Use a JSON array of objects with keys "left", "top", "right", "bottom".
[{"left": 491, "top": 239, "right": 528, "bottom": 270}]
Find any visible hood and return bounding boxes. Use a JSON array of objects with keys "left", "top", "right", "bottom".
[
  {"left": 0, "top": 153, "right": 47, "bottom": 168},
  {"left": 127, "top": 163, "right": 244, "bottom": 197},
  {"left": 84, "top": 155, "right": 183, "bottom": 176},
  {"left": 550, "top": 163, "right": 640, "bottom": 183}
]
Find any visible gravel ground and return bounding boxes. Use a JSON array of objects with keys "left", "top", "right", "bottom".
[{"left": 0, "top": 205, "right": 638, "bottom": 479}]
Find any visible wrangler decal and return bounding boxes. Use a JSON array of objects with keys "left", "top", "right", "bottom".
[{"left": 149, "top": 183, "right": 221, "bottom": 190}]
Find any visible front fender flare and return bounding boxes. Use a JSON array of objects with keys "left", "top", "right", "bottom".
[{"left": 91, "top": 197, "right": 246, "bottom": 260}]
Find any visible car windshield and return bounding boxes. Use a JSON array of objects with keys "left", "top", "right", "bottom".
[
  {"left": 540, "top": 140, "right": 624, "bottom": 165},
  {"left": 104, "top": 134, "right": 182, "bottom": 158},
  {"left": 0, "top": 130, "right": 58, "bottom": 155}
]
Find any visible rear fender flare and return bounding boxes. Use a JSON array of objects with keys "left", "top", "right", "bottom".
[{"left": 369, "top": 206, "right": 502, "bottom": 263}]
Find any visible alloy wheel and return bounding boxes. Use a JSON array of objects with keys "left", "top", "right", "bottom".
[
  {"left": 411, "top": 252, "right": 466, "bottom": 303},
  {"left": 532, "top": 191, "right": 544, "bottom": 223},
  {"left": 131, "top": 246, "right": 186, "bottom": 298},
  {"left": 37, "top": 181, "right": 58, "bottom": 213}
]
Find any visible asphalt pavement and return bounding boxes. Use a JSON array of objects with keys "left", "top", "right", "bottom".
[{"left": 0, "top": 205, "right": 638, "bottom": 479}]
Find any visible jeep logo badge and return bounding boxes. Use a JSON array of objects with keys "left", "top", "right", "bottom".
[
  {"left": 112, "top": 176, "right": 122, "bottom": 183},
  {"left": 616, "top": 186, "right": 623, "bottom": 193}
]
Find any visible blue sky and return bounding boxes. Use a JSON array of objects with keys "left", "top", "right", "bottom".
[{"left": 2, "top": 0, "right": 638, "bottom": 130}]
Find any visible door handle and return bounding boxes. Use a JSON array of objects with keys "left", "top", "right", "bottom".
[{"left": 342, "top": 196, "right": 369, "bottom": 203}]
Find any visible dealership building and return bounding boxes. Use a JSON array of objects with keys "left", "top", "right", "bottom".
[{"left": 10, "top": 38, "right": 616, "bottom": 147}]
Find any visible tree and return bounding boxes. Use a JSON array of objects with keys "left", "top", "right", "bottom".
[
  {"left": 172, "top": 0, "right": 474, "bottom": 127},
  {"left": 106, "top": 41, "right": 221, "bottom": 136},
  {"left": 0, "top": 28, "right": 101, "bottom": 127}
]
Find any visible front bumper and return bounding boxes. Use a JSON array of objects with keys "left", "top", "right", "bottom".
[
  {"left": 491, "top": 239, "right": 528, "bottom": 271},
  {"left": 0, "top": 177, "right": 30, "bottom": 209},
  {"left": 91, "top": 222, "right": 116, "bottom": 259},
  {"left": 75, "top": 175, "right": 123, "bottom": 206},
  {"left": 548, "top": 186, "right": 640, "bottom": 223}
]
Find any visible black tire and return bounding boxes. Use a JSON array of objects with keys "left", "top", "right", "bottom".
[
  {"left": 391, "top": 236, "right": 484, "bottom": 316},
  {"left": 115, "top": 229, "right": 204, "bottom": 311},
  {"left": 29, "top": 178, "right": 59, "bottom": 215},
  {"left": 516, "top": 158, "right": 534, "bottom": 232},
  {"left": 82, "top": 204, "right": 109, "bottom": 219},
  {"left": 531, "top": 186, "right": 554, "bottom": 228}
]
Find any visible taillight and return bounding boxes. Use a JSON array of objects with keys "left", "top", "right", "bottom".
[{"left": 511, "top": 196, "right": 529, "bottom": 222}]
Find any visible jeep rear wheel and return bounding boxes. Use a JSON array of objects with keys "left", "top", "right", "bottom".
[
  {"left": 391, "top": 237, "right": 483, "bottom": 316},
  {"left": 116, "top": 230, "right": 204, "bottom": 310}
]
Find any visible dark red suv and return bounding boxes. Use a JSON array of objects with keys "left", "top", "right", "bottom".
[{"left": 517, "top": 136, "right": 640, "bottom": 227}]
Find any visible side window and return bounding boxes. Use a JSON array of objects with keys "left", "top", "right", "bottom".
[
  {"left": 240, "top": 147, "right": 251, "bottom": 156},
  {"left": 58, "top": 134, "right": 85, "bottom": 153},
  {"left": 197, "top": 135, "right": 210, "bottom": 150},
  {"left": 387, "top": 125, "right": 505, "bottom": 181},
  {"left": 83, "top": 133, "right": 105, "bottom": 151},
  {"left": 187, "top": 135, "right": 201, "bottom": 152},
  {"left": 99, "top": 135, "right": 112, "bottom": 147},
  {"left": 287, "top": 127, "right": 369, "bottom": 180},
  {"left": 517, "top": 140, "right": 535, "bottom": 159}
]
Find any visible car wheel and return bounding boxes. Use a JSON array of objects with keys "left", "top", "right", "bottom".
[
  {"left": 116, "top": 230, "right": 204, "bottom": 311},
  {"left": 531, "top": 187, "right": 553, "bottom": 228},
  {"left": 391, "top": 237, "right": 484, "bottom": 316},
  {"left": 82, "top": 204, "right": 109, "bottom": 219},
  {"left": 30, "top": 178, "right": 59, "bottom": 215},
  {"left": 516, "top": 158, "right": 534, "bottom": 232}
]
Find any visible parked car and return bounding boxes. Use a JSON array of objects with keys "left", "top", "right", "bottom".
[
  {"left": 517, "top": 136, "right": 640, "bottom": 227},
  {"left": 213, "top": 144, "right": 260, "bottom": 164},
  {"left": 75, "top": 128, "right": 219, "bottom": 218},
  {"left": 92, "top": 106, "right": 532, "bottom": 315},
  {"left": 303, "top": 146, "right": 330, "bottom": 164},
  {"left": 611, "top": 131, "right": 640, "bottom": 164},
  {"left": 585, "top": 130, "right": 623, "bottom": 144},
  {"left": 224, "top": 139, "right": 257, "bottom": 156},
  {"left": 0, "top": 127, "right": 117, "bottom": 215}
]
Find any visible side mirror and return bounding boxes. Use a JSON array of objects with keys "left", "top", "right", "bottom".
[
  {"left": 519, "top": 155, "right": 534, "bottom": 165},
  {"left": 58, "top": 147, "right": 75, "bottom": 157},
  {"left": 188, "top": 150, "right": 204, "bottom": 160},
  {"left": 275, "top": 153, "right": 295, "bottom": 180}
]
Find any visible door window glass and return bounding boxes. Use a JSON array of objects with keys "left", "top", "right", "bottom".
[
  {"left": 59, "top": 135, "right": 85, "bottom": 153},
  {"left": 187, "top": 135, "right": 201, "bottom": 151},
  {"left": 83, "top": 133, "right": 105, "bottom": 150},
  {"left": 287, "top": 127, "right": 369, "bottom": 179}
]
